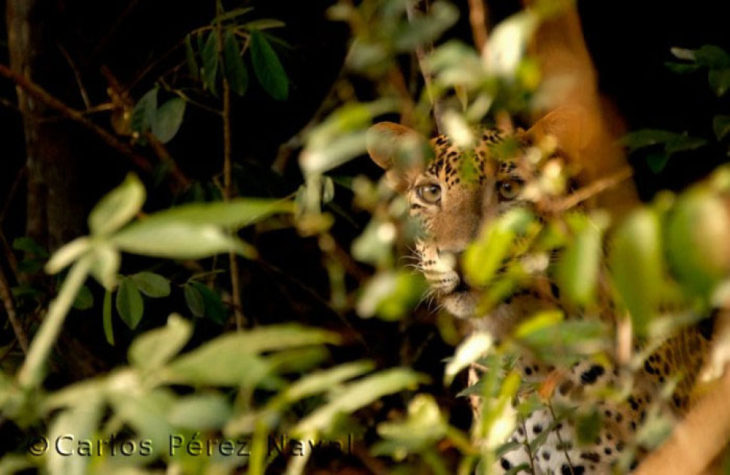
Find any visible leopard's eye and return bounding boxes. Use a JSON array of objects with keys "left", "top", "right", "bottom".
[
  {"left": 497, "top": 179, "right": 523, "bottom": 200},
  {"left": 416, "top": 183, "right": 442, "bottom": 204}
]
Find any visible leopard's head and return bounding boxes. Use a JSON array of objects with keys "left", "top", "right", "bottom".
[{"left": 366, "top": 110, "right": 636, "bottom": 319}]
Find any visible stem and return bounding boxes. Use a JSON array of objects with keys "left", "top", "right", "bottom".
[
  {"left": 0, "top": 264, "right": 28, "bottom": 354},
  {"left": 18, "top": 255, "right": 92, "bottom": 388},
  {"left": 216, "top": 0, "right": 245, "bottom": 330}
]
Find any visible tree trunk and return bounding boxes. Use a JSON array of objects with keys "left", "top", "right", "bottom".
[{"left": 6, "top": 0, "right": 84, "bottom": 252}]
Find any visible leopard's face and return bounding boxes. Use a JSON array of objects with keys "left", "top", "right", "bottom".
[{"left": 367, "top": 123, "right": 541, "bottom": 318}]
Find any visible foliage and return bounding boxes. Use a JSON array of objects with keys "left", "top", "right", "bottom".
[{"left": 0, "top": 1, "right": 729, "bottom": 474}]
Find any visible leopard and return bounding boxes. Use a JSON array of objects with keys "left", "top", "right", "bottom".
[
  {"left": 365, "top": 2, "right": 713, "bottom": 473},
  {"left": 366, "top": 119, "right": 713, "bottom": 474}
]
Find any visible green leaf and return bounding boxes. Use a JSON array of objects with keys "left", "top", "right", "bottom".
[
  {"left": 184, "top": 35, "right": 199, "bottom": 80},
  {"left": 112, "top": 221, "right": 253, "bottom": 260},
  {"left": 201, "top": 30, "right": 219, "bottom": 94},
  {"left": 646, "top": 153, "right": 670, "bottom": 174},
  {"left": 444, "top": 332, "right": 493, "bottom": 385},
  {"left": 108, "top": 389, "right": 175, "bottom": 449},
  {"left": 392, "top": 1, "right": 459, "bottom": 51},
  {"left": 664, "top": 134, "right": 707, "bottom": 154},
  {"left": 130, "top": 272, "right": 171, "bottom": 298},
  {"left": 116, "top": 277, "right": 144, "bottom": 329},
  {"left": 151, "top": 98, "right": 186, "bottom": 144},
  {"left": 45, "top": 237, "right": 91, "bottom": 274},
  {"left": 190, "top": 281, "right": 226, "bottom": 324},
  {"left": 129, "top": 314, "right": 192, "bottom": 370},
  {"left": 89, "top": 244, "right": 121, "bottom": 290},
  {"left": 713, "top": 115, "right": 730, "bottom": 141},
  {"left": 168, "top": 393, "right": 232, "bottom": 430},
  {"left": 224, "top": 30, "right": 249, "bottom": 96},
  {"left": 130, "top": 88, "right": 157, "bottom": 134},
  {"left": 103, "top": 290, "right": 114, "bottom": 346},
  {"left": 144, "top": 198, "right": 293, "bottom": 229},
  {"left": 88, "top": 173, "right": 146, "bottom": 235},
  {"left": 250, "top": 30, "right": 289, "bottom": 100},
  {"left": 555, "top": 213, "right": 606, "bottom": 306},
  {"left": 184, "top": 283, "right": 205, "bottom": 317},
  {"left": 709, "top": 68, "right": 730, "bottom": 96},
  {"left": 664, "top": 61, "right": 701, "bottom": 74},
  {"left": 694, "top": 45, "right": 730, "bottom": 68},
  {"left": 215, "top": 7, "right": 254, "bottom": 23},
  {"left": 294, "top": 368, "right": 426, "bottom": 435},
  {"left": 610, "top": 209, "right": 664, "bottom": 335},
  {"left": 621, "top": 129, "right": 678, "bottom": 152},
  {"left": 72, "top": 285, "right": 94, "bottom": 310},
  {"left": 13, "top": 237, "right": 48, "bottom": 257}
]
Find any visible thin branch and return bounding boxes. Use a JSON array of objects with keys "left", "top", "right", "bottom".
[
  {"left": 467, "top": 0, "right": 489, "bottom": 53},
  {"left": 58, "top": 45, "right": 91, "bottom": 109},
  {"left": 0, "top": 264, "right": 28, "bottom": 354},
  {"left": 215, "top": 1, "right": 246, "bottom": 330},
  {"left": 544, "top": 166, "right": 634, "bottom": 214},
  {"left": 405, "top": 0, "right": 444, "bottom": 133},
  {"left": 0, "top": 63, "right": 190, "bottom": 189}
]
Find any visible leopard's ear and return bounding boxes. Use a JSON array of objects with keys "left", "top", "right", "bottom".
[{"left": 366, "top": 122, "right": 430, "bottom": 191}]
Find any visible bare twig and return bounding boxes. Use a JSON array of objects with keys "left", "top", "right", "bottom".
[
  {"left": 0, "top": 264, "right": 28, "bottom": 354},
  {"left": 467, "top": 0, "right": 489, "bottom": 52},
  {"left": 544, "top": 166, "right": 634, "bottom": 214},
  {"left": 0, "top": 63, "right": 153, "bottom": 171},
  {"left": 215, "top": 1, "right": 246, "bottom": 330},
  {"left": 405, "top": 0, "right": 444, "bottom": 132},
  {"left": 58, "top": 45, "right": 91, "bottom": 109}
]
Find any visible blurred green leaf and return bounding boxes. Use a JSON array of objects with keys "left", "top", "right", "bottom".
[
  {"left": 709, "top": 68, "right": 730, "bottom": 96},
  {"left": 89, "top": 244, "right": 121, "bottom": 290},
  {"left": 392, "top": 1, "right": 458, "bottom": 51},
  {"left": 47, "top": 395, "right": 103, "bottom": 475},
  {"left": 694, "top": 45, "right": 730, "bottom": 69},
  {"left": 294, "top": 368, "right": 426, "bottom": 435},
  {"left": 576, "top": 409, "right": 601, "bottom": 445},
  {"left": 116, "top": 277, "right": 144, "bottom": 329},
  {"left": 112, "top": 221, "right": 252, "bottom": 260},
  {"left": 108, "top": 388, "right": 175, "bottom": 448},
  {"left": 88, "top": 173, "right": 146, "bottom": 236},
  {"left": 665, "top": 190, "right": 730, "bottom": 296},
  {"left": 646, "top": 153, "right": 670, "bottom": 174},
  {"left": 376, "top": 394, "right": 447, "bottom": 453},
  {"left": 555, "top": 213, "right": 606, "bottom": 306},
  {"left": 202, "top": 30, "right": 219, "bottom": 94},
  {"left": 184, "top": 283, "right": 205, "bottom": 317},
  {"left": 45, "top": 237, "right": 91, "bottom": 274},
  {"left": 243, "top": 19, "right": 286, "bottom": 30},
  {"left": 463, "top": 208, "right": 535, "bottom": 287},
  {"left": 72, "top": 285, "right": 94, "bottom": 310},
  {"left": 130, "top": 88, "right": 157, "bottom": 134},
  {"left": 151, "top": 98, "right": 186, "bottom": 144},
  {"left": 610, "top": 209, "right": 664, "bottom": 335},
  {"left": 147, "top": 198, "right": 293, "bottom": 229},
  {"left": 168, "top": 393, "right": 232, "bottom": 430},
  {"left": 444, "top": 332, "right": 493, "bottom": 385},
  {"left": 103, "top": 290, "right": 114, "bottom": 346},
  {"left": 713, "top": 115, "right": 730, "bottom": 141},
  {"left": 129, "top": 314, "right": 192, "bottom": 370},
  {"left": 223, "top": 30, "right": 248, "bottom": 96},
  {"left": 130, "top": 272, "right": 171, "bottom": 298},
  {"left": 184, "top": 35, "right": 199, "bottom": 80},
  {"left": 190, "top": 281, "right": 226, "bottom": 324},
  {"left": 250, "top": 30, "right": 288, "bottom": 100},
  {"left": 215, "top": 7, "right": 254, "bottom": 23},
  {"left": 13, "top": 236, "right": 48, "bottom": 257}
]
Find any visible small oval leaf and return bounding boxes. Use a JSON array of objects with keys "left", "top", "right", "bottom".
[
  {"left": 250, "top": 30, "right": 289, "bottom": 101},
  {"left": 116, "top": 277, "right": 144, "bottom": 329}
]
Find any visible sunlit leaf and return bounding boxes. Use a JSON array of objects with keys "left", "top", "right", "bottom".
[
  {"left": 168, "top": 393, "right": 232, "bottom": 430},
  {"left": 250, "top": 30, "right": 288, "bottom": 100},
  {"left": 45, "top": 237, "right": 91, "bottom": 274},
  {"left": 116, "top": 277, "right": 144, "bottom": 329},
  {"left": 129, "top": 314, "right": 192, "bottom": 370},
  {"left": 610, "top": 209, "right": 664, "bottom": 335},
  {"left": 108, "top": 388, "right": 175, "bottom": 449},
  {"left": 89, "top": 244, "right": 120, "bottom": 290},
  {"left": 444, "top": 332, "right": 493, "bottom": 385},
  {"left": 147, "top": 198, "right": 293, "bottom": 229},
  {"left": 293, "top": 369, "right": 426, "bottom": 435},
  {"left": 555, "top": 213, "right": 607, "bottom": 306},
  {"left": 112, "top": 221, "right": 253, "bottom": 260},
  {"left": 88, "top": 173, "right": 146, "bottom": 236}
]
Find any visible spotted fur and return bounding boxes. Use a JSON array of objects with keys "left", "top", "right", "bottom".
[{"left": 367, "top": 122, "right": 713, "bottom": 474}]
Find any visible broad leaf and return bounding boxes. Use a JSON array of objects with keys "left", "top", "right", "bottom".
[
  {"left": 130, "top": 272, "right": 171, "bottom": 298},
  {"left": 224, "top": 30, "right": 248, "bottom": 96},
  {"left": 87, "top": 173, "right": 146, "bottom": 236},
  {"left": 129, "top": 314, "right": 192, "bottom": 370},
  {"left": 116, "top": 277, "right": 144, "bottom": 329},
  {"left": 183, "top": 283, "right": 205, "bottom": 317},
  {"left": 250, "top": 30, "right": 288, "bottom": 100},
  {"left": 151, "top": 98, "right": 186, "bottom": 144},
  {"left": 201, "top": 31, "right": 219, "bottom": 94}
]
